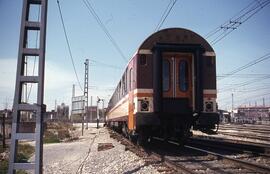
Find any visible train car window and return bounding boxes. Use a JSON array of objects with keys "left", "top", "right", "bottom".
[
  {"left": 125, "top": 69, "right": 128, "bottom": 93},
  {"left": 206, "top": 57, "right": 214, "bottom": 67},
  {"left": 162, "top": 59, "right": 170, "bottom": 91},
  {"left": 179, "top": 60, "right": 189, "bottom": 91},
  {"left": 140, "top": 54, "right": 147, "bottom": 66},
  {"left": 122, "top": 76, "right": 125, "bottom": 95},
  {"left": 129, "top": 68, "right": 133, "bottom": 90}
]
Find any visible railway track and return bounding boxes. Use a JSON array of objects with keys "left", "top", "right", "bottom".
[
  {"left": 219, "top": 124, "right": 270, "bottom": 133},
  {"left": 187, "top": 137, "right": 270, "bottom": 168},
  {"left": 217, "top": 131, "right": 270, "bottom": 142},
  {"left": 108, "top": 128, "right": 270, "bottom": 173},
  {"left": 219, "top": 127, "right": 270, "bottom": 135},
  {"left": 151, "top": 138, "right": 270, "bottom": 174},
  {"left": 190, "top": 136, "right": 270, "bottom": 155}
]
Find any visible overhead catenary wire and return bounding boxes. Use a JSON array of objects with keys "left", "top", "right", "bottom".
[
  {"left": 233, "top": 91, "right": 270, "bottom": 106},
  {"left": 82, "top": 0, "right": 128, "bottom": 63},
  {"left": 89, "top": 59, "right": 122, "bottom": 70},
  {"left": 218, "top": 52, "right": 270, "bottom": 81},
  {"left": 218, "top": 75, "right": 270, "bottom": 93},
  {"left": 217, "top": 73, "right": 270, "bottom": 78},
  {"left": 57, "top": 0, "right": 83, "bottom": 92},
  {"left": 154, "top": 0, "right": 178, "bottom": 32},
  {"left": 205, "top": 1, "right": 256, "bottom": 39},
  {"left": 206, "top": 0, "right": 270, "bottom": 45}
]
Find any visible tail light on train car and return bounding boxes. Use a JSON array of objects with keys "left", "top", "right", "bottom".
[
  {"left": 203, "top": 90, "right": 217, "bottom": 113},
  {"left": 203, "top": 99, "right": 217, "bottom": 113},
  {"left": 205, "top": 101, "right": 213, "bottom": 112},
  {"left": 137, "top": 98, "right": 153, "bottom": 112},
  {"left": 140, "top": 100, "right": 149, "bottom": 111}
]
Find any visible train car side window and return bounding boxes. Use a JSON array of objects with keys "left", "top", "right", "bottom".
[
  {"left": 129, "top": 68, "right": 133, "bottom": 90},
  {"left": 179, "top": 60, "right": 189, "bottom": 92},
  {"left": 162, "top": 59, "right": 170, "bottom": 91},
  {"left": 125, "top": 69, "right": 128, "bottom": 93},
  {"left": 140, "top": 54, "right": 147, "bottom": 66}
]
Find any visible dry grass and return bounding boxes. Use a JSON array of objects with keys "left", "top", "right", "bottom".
[
  {"left": 44, "top": 122, "right": 77, "bottom": 144},
  {"left": 0, "top": 143, "right": 34, "bottom": 174}
]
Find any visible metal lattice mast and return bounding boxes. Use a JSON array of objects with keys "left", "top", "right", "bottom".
[
  {"left": 84, "top": 59, "right": 89, "bottom": 129},
  {"left": 8, "top": 0, "right": 48, "bottom": 173}
]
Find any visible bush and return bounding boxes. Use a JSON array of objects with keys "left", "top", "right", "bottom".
[
  {"left": 0, "top": 144, "right": 34, "bottom": 174},
  {"left": 43, "top": 131, "right": 60, "bottom": 144},
  {"left": 16, "top": 144, "right": 35, "bottom": 162}
]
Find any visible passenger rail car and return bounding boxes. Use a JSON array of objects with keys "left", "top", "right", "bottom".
[{"left": 106, "top": 28, "right": 219, "bottom": 143}]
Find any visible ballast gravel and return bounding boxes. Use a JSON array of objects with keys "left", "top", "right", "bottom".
[{"left": 40, "top": 125, "right": 160, "bottom": 174}]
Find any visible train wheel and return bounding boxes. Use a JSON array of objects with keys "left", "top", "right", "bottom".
[
  {"left": 213, "top": 123, "right": 219, "bottom": 133},
  {"left": 122, "top": 123, "right": 129, "bottom": 138}
]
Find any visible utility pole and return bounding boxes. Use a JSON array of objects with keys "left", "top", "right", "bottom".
[
  {"left": 231, "top": 93, "right": 234, "bottom": 121},
  {"left": 84, "top": 59, "right": 89, "bottom": 129},
  {"left": 9, "top": 0, "right": 48, "bottom": 173},
  {"left": 97, "top": 97, "right": 100, "bottom": 129},
  {"left": 71, "top": 84, "right": 75, "bottom": 123},
  {"left": 102, "top": 99, "right": 105, "bottom": 123},
  {"left": 90, "top": 96, "right": 92, "bottom": 124},
  {"left": 2, "top": 110, "right": 6, "bottom": 149}
]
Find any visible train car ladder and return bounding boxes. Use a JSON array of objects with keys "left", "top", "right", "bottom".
[{"left": 8, "top": 0, "right": 48, "bottom": 173}]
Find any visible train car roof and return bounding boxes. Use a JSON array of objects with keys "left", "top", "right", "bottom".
[{"left": 138, "top": 27, "right": 214, "bottom": 53}]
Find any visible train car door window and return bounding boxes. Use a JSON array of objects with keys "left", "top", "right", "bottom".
[
  {"left": 179, "top": 60, "right": 189, "bottom": 91},
  {"left": 162, "top": 59, "right": 170, "bottom": 91}
]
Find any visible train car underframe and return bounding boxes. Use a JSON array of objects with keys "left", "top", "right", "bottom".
[{"left": 135, "top": 112, "right": 193, "bottom": 144}]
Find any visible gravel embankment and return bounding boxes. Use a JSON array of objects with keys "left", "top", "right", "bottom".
[{"left": 40, "top": 126, "right": 159, "bottom": 174}]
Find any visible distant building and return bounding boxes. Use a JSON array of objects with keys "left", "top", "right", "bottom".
[
  {"left": 70, "top": 106, "right": 106, "bottom": 123},
  {"left": 85, "top": 106, "right": 105, "bottom": 123},
  {"left": 0, "top": 109, "right": 12, "bottom": 138},
  {"left": 218, "top": 110, "right": 231, "bottom": 123},
  {"left": 56, "top": 103, "right": 69, "bottom": 121},
  {"left": 235, "top": 106, "right": 270, "bottom": 124},
  {"left": 44, "top": 110, "right": 56, "bottom": 122}
]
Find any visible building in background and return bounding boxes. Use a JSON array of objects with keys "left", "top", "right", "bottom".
[
  {"left": 0, "top": 109, "right": 12, "bottom": 139},
  {"left": 235, "top": 106, "right": 270, "bottom": 124},
  {"left": 56, "top": 103, "right": 69, "bottom": 121}
]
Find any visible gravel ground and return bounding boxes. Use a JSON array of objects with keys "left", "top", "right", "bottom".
[{"left": 37, "top": 125, "right": 159, "bottom": 174}]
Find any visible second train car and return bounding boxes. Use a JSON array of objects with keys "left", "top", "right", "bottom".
[{"left": 106, "top": 28, "right": 219, "bottom": 144}]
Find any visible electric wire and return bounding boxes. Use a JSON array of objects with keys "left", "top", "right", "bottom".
[
  {"left": 218, "top": 85, "right": 270, "bottom": 101},
  {"left": 154, "top": 0, "right": 178, "bottom": 32},
  {"left": 57, "top": 0, "right": 83, "bottom": 92},
  {"left": 89, "top": 59, "right": 122, "bottom": 70},
  {"left": 217, "top": 73, "right": 270, "bottom": 78},
  {"left": 206, "top": 0, "right": 270, "bottom": 45},
  {"left": 218, "top": 52, "right": 270, "bottom": 81},
  {"left": 233, "top": 91, "right": 270, "bottom": 106},
  {"left": 154, "top": 0, "right": 173, "bottom": 32},
  {"left": 82, "top": 0, "right": 127, "bottom": 63},
  {"left": 219, "top": 75, "right": 270, "bottom": 93}
]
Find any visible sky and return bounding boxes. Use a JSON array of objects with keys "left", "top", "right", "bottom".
[{"left": 0, "top": 0, "right": 269, "bottom": 111}]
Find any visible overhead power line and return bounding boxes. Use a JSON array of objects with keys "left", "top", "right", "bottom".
[
  {"left": 89, "top": 59, "right": 122, "bottom": 70},
  {"left": 82, "top": 0, "right": 128, "bottom": 63},
  {"left": 206, "top": 0, "right": 270, "bottom": 45},
  {"left": 217, "top": 73, "right": 270, "bottom": 79},
  {"left": 218, "top": 52, "right": 270, "bottom": 81},
  {"left": 57, "top": 0, "right": 83, "bottom": 92},
  {"left": 154, "top": 0, "right": 178, "bottom": 32},
  {"left": 219, "top": 75, "right": 270, "bottom": 93}
]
